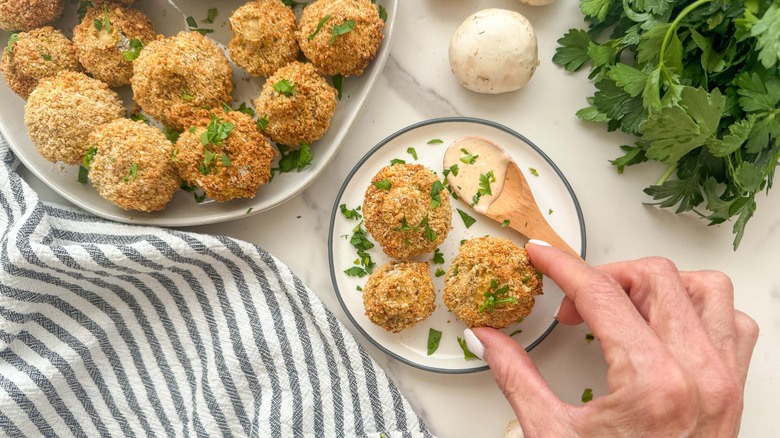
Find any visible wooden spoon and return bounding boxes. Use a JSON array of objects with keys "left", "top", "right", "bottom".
[{"left": 443, "top": 136, "right": 579, "bottom": 257}]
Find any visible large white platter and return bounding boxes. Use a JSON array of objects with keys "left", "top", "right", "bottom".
[
  {"left": 328, "top": 118, "right": 587, "bottom": 373},
  {"left": 0, "top": 0, "right": 397, "bottom": 226}
]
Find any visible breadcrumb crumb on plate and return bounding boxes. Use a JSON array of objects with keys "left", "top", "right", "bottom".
[
  {"left": 0, "top": 0, "right": 398, "bottom": 226},
  {"left": 329, "top": 118, "right": 586, "bottom": 373}
]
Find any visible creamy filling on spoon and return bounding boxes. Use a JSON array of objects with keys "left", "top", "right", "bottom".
[{"left": 443, "top": 136, "right": 511, "bottom": 214}]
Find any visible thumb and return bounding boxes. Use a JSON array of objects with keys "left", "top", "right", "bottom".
[{"left": 468, "top": 327, "right": 573, "bottom": 437}]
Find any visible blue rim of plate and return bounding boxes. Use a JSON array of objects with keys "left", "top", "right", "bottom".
[{"left": 327, "top": 117, "right": 587, "bottom": 373}]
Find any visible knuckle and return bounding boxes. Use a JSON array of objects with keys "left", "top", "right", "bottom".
[
  {"left": 696, "top": 270, "right": 734, "bottom": 295},
  {"left": 702, "top": 376, "right": 743, "bottom": 420},
  {"left": 640, "top": 256, "right": 679, "bottom": 276},
  {"left": 735, "top": 311, "right": 760, "bottom": 340},
  {"left": 640, "top": 364, "right": 696, "bottom": 424}
]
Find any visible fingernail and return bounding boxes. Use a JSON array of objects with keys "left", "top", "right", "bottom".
[
  {"left": 553, "top": 300, "right": 562, "bottom": 319},
  {"left": 528, "top": 239, "right": 551, "bottom": 247},
  {"left": 463, "top": 328, "right": 485, "bottom": 360}
]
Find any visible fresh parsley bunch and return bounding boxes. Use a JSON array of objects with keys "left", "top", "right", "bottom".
[{"left": 554, "top": 0, "right": 780, "bottom": 249}]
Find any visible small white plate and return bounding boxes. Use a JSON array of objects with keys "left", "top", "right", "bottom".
[
  {"left": 328, "top": 118, "right": 587, "bottom": 373},
  {"left": 0, "top": 0, "right": 397, "bottom": 226}
]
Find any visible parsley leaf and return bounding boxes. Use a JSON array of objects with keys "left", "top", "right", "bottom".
[
  {"left": 427, "top": 329, "right": 442, "bottom": 356},
  {"left": 309, "top": 14, "right": 331, "bottom": 41},
  {"left": 273, "top": 79, "right": 299, "bottom": 96},
  {"left": 330, "top": 19, "right": 355, "bottom": 45},
  {"left": 457, "top": 337, "right": 478, "bottom": 359},
  {"left": 456, "top": 208, "right": 476, "bottom": 228},
  {"left": 340, "top": 204, "right": 362, "bottom": 220},
  {"left": 433, "top": 248, "right": 444, "bottom": 264},
  {"left": 374, "top": 179, "right": 391, "bottom": 190}
]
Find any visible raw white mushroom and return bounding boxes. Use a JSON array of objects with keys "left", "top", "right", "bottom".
[
  {"left": 448, "top": 9, "right": 539, "bottom": 94},
  {"left": 505, "top": 418, "right": 525, "bottom": 438},
  {"left": 517, "top": 0, "right": 558, "bottom": 5}
]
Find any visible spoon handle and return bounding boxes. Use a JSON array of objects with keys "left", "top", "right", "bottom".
[{"left": 487, "top": 162, "right": 581, "bottom": 258}]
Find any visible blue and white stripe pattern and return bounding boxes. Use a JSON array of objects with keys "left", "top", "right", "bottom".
[{"left": 0, "top": 136, "right": 432, "bottom": 437}]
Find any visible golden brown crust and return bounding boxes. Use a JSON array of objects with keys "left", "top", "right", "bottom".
[
  {"left": 297, "top": 0, "right": 384, "bottom": 77},
  {"left": 73, "top": 3, "right": 156, "bottom": 87},
  {"left": 1, "top": 26, "right": 80, "bottom": 100},
  {"left": 24, "top": 71, "right": 125, "bottom": 165},
  {"left": 131, "top": 31, "right": 234, "bottom": 131},
  {"left": 255, "top": 60, "right": 337, "bottom": 146},
  {"left": 443, "top": 236, "right": 543, "bottom": 328},
  {"left": 174, "top": 108, "right": 278, "bottom": 202},
  {"left": 228, "top": 0, "right": 299, "bottom": 77},
  {"left": 362, "top": 163, "right": 452, "bottom": 259},
  {"left": 88, "top": 119, "right": 180, "bottom": 212},
  {"left": 363, "top": 261, "right": 436, "bottom": 333},
  {"left": 0, "top": 0, "right": 64, "bottom": 32}
]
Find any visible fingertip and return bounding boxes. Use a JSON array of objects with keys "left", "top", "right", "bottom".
[
  {"left": 554, "top": 297, "right": 584, "bottom": 325},
  {"left": 463, "top": 328, "right": 485, "bottom": 360}
]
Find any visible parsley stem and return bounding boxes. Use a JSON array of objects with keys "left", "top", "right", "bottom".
[
  {"left": 657, "top": 163, "right": 677, "bottom": 186},
  {"left": 659, "top": 0, "right": 713, "bottom": 68}
]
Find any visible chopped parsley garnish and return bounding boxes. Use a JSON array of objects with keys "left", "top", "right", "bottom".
[
  {"left": 330, "top": 19, "right": 355, "bottom": 45},
  {"left": 347, "top": 220, "right": 376, "bottom": 275},
  {"left": 281, "top": 0, "right": 306, "bottom": 7},
  {"left": 427, "top": 329, "right": 442, "bottom": 356},
  {"left": 77, "top": 165, "right": 89, "bottom": 184},
  {"left": 94, "top": 4, "right": 111, "bottom": 33},
  {"left": 201, "top": 113, "right": 234, "bottom": 146},
  {"left": 421, "top": 214, "right": 437, "bottom": 242},
  {"left": 236, "top": 102, "right": 254, "bottom": 116},
  {"left": 202, "top": 8, "right": 218, "bottom": 24},
  {"left": 122, "top": 39, "right": 143, "bottom": 61},
  {"left": 456, "top": 208, "right": 476, "bottom": 228},
  {"left": 432, "top": 248, "right": 444, "bottom": 264},
  {"left": 41, "top": 54, "right": 52, "bottom": 61},
  {"left": 377, "top": 4, "right": 387, "bottom": 22},
  {"left": 581, "top": 388, "right": 593, "bottom": 403},
  {"left": 427, "top": 139, "right": 443, "bottom": 144},
  {"left": 374, "top": 179, "right": 391, "bottom": 190},
  {"left": 182, "top": 93, "right": 195, "bottom": 101},
  {"left": 356, "top": 285, "right": 362, "bottom": 291},
  {"left": 130, "top": 113, "right": 150, "bottom": 124},
  {"left": 549, "top": 209, "right": 554, "bottom": 215},
  {"left": 407, "top": 147, "right": 418, "bottom": 160},
  {"left": 529, "top": 167, "right": 539, "bottom": 176},
  {"left": 442, "top": 164, "right": 458, "bottom": 177},
  {"left": 221, "top": 154, "right": 232, "bottom": 167},
  {"left": 459, "top": 148, "right": 478, "bottom": 164},
  {"left": 77, "top": 2, "right": 92, "bottom": 21},
  {"left": 272, "top": 142, "right": 313, "bottom": 175},
  {"left": 5, "top": 33, "right": 19, "bottom": 53},
  {"left": 434, "top": 268, "right": 446, "bottom": 277},
  {"left": 83, "top": 147, "right": 97, "bottom": 168},
  {"left": 430, "top": 180, "right": 444, "bottom": 208},
  {"left": 586, "top": 333, "right": 595, "bottom": 343},
  {"left": 344, "top": 267, "right": 368, "bottom": 277},
  {"left": 509, "top": 330, "right": 523, "bottom": 337},
  {"left": 247, "top": 207, "right": 253, "bottom": 214},
  {"left": 123, "top": 163, "right": 138, "bottom": 182},
  {"left": 502, "top": 219, "right": 510, "bottom": 227},
  {"left": 479, "top": 279, "right": 517, "bottom": 313},
  {"left": 221, "top": 102, "right": 232, "bottom": 113},
  {"left": 332, "top": 74, "right": 343, "bottom": 100},
  {"left": 170, "top": 148, "right": 180, "bottom": 162},
  {"left": 452, "top": 264, "right": 459, "bottom": 276},
  {"left": 308, "top": 14, "right": 331, "bottom": 41},
  {"left": 471, "top": 170, "right": 495, "bottom": 207},
  {"left": 339, "top": 204, "right": 362, "bottom": 220},
  {"left": 389, "top": 158, "right": 405, "bottom": 165},
  {"left": 457, "top": 337, "right": 478, "bottom": 359},
  {"left": 393, "top": 215, "right": 420, "bottom": 232},
  {"left": 273, "top": 79, "right": 299, "bottom": 96},
  {"left": 257, "top": 114, "right": 269, "bottom": 130},
  {"left": 186, "top": 16, "right": 213, "bottom": 35}
]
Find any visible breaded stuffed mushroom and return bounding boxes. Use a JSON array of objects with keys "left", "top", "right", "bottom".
[
  {"left": 24, "top": 71, "right": 125, "bottom": 165},
  {"left": 297, "top": 0, "right": 384, "bottom": 77},
  {"left": 228, "top": 0, "right": 299, "bottom": 77},
  {"left": 73, "top": 3, "right": 156, "bottom": 87},
  {"left": 87, "top": 119, "right": 180, "bottom": 212},
  {"left": 363, "top": 261, "right": 436, "bottom": 333},
  {"left": 363, "top": 163, "right": 451, "bottom": 259},
  {"left": 0, "top": 0, "right": 64, "bottom": 32},
  {"left": 131, "top": 31, "right": 234, "bottom": 131},
  {"left": 255, "top": 61, "right": 337, "bottom": 146},
  {"left": 1, "top": 26, "right": 80, "bottom": 100},
  {"left": 174, "top": 108, "right": 277, "bottom": 202},
  {"left": 92, "top": 0, "right": 135, "bottom": 4},
  {"left": 443, "top": 236, "right": 543, "bottom": 328}
]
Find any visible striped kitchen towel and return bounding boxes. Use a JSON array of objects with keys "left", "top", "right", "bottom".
[{"left": 0, "top": 135, "right": 432, "bottom": 437}]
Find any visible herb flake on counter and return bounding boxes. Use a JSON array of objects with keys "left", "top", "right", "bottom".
[
  {"left": 457, "top": 336, "right": 478, "bottom": 359},
  {"left": 330, "top": 19, "right": 355, "bottom": 45},
  {"left": 427, "top": 329, "right": 442, "bottom": 356},
  {"left": 309, "top": 14, "right": 331, "bottom": 41},
  {"left": 340, "top": 204, "right": 362, "bottom": 220},
  {"left": 374, "top": 179, "right": 391, "bottom": 190},
  {"left": 433, "top": 248, "right": 444, "bottom": 264},
  {"left": 586, "top": 333, "right": 595, "bottom": 343},
  {"left": 582, "top": 388, "right": 593, "bottom": 403},
  {"left": 456, "top": 208, "right": 476, "bottom": 228},
  {"left": 407, "top": 147, "right": 418, "bottom": 160},
  {"left": 553, "top": 0, "right": 780, "bottom": 250}
]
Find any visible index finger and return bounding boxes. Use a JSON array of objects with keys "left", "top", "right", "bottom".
[{"left": 525, "top": 242, "right": 657, "bottom": 356}]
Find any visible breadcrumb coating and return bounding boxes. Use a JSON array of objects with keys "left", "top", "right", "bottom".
[
  {"left": 131, "top": 31, "right": 234, "bottom": 131},
  {"left": 73, "top": 3, "right": 156, "bottom": 87},
  {"left": 0, "top": 0, "right": 64, "bottom": 32},
  {"left": 363, "top": 261, "right": 436, "bottom": 333},
  {"left": 1, "top": 26, "right": 80, "bottom": 100},
  {"left": 174, "top": 108, "right": 277, "bottom": 202},
  {"left": 255, "top": 61, "right": 337, "bottom": 146},
  {"left": 228, "top": 0, "right": 299, "bottom": 77},
  {"left": 88, "top": 119, "right": 180, "bottom": 212},
  {"left": 363, "top": 163, "right": 452, "bottom": 259},
  {"left": 443, "top": 236, "right": 543, "bottom": 328},
  {"left": 297, "top": 0, "right": 384, "bottom": 77},
  {"left": 24, "top": 71, "right": 125, "bottom": 165}
]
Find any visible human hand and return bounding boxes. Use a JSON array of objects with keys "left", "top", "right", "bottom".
[{"left": 465, "top": 242, "right": 759, "bottom": 437}]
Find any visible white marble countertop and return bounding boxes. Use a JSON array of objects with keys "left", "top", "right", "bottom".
[{"left": 19, "top": 0, "right": 780, "bottom": 436}]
